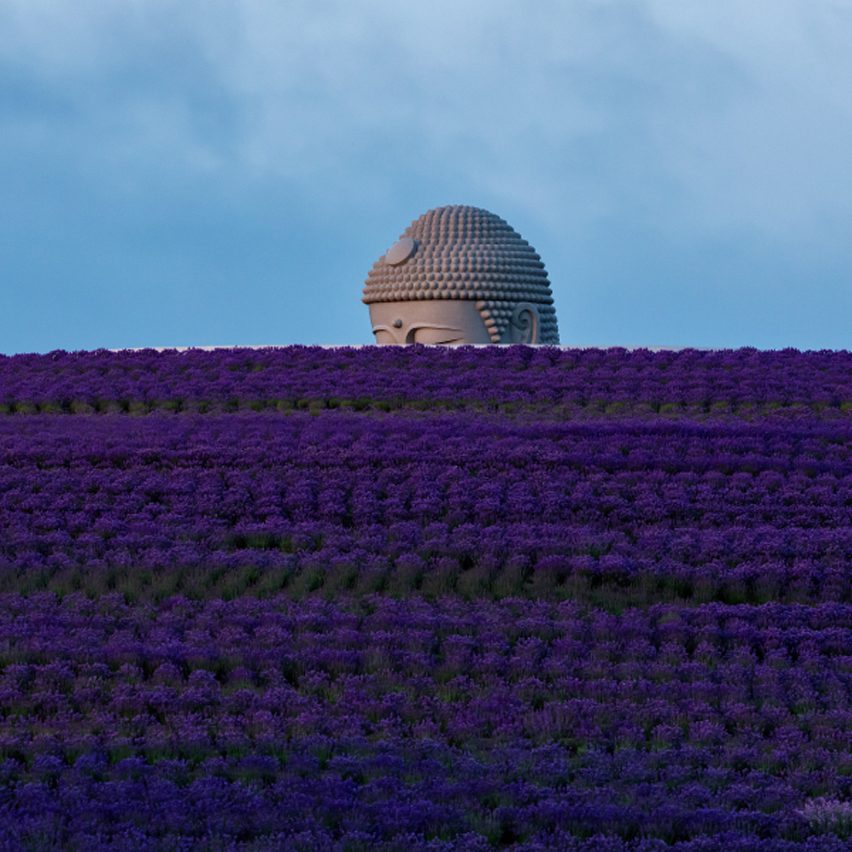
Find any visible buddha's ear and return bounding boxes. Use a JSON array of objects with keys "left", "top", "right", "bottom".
[{"left": 508, "top": 303, "right": 540, "bottom": 344}]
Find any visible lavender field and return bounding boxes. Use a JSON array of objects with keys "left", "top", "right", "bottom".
[{"left": 0, "top": 347, "right": 849, "bottom": 850}]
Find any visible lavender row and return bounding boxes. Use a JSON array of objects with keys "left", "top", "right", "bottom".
[
  {"left": 1, "top": 413, "right": 848, "bottom": 603},
  {"left": 0, "top": 594, "right": 849, "bottom": 846},
  {"left": 1, "top": 347, "right": 850, "bottom": 416},
  {"left": 2, "top": 745, "right": 849, "bottom": 849}
]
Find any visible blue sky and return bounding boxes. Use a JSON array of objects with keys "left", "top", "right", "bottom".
[{"left": 1, "top": 0, "right": 850, "bottom": 353}]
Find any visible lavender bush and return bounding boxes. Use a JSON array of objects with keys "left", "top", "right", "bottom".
[
  {"left": 0, "top": 347, "right": 849, "bottom": 849},
  {"left": 796, "top": 799, "right": 852, "bottom": 839}
]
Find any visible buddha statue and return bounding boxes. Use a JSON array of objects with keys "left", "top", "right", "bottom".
[{"left": 363, "top": 205, "right": 560, "bottom": 345}]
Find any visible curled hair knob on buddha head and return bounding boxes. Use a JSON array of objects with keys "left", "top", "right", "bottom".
[{"left": 363, "top": 205, "right": 560, "bottom": 345}]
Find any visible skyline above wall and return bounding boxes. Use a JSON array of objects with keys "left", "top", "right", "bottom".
[{"left": 1, "top": 1, "right": 851, "bottom": 354}]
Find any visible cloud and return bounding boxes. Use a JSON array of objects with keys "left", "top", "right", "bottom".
[
  {"left": 4, "top": 0, "right": 851, "bottom": 247},
  {"left": 2, "top": 4, "right": 850, "bottom": 212},
  {"left": 643, "top": 0, "right": 852, "bottom": 241}
]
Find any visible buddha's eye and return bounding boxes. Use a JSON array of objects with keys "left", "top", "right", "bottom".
[
  {"left": 413, "top": 328, "right": 463, "bottom": 345},
  {"left": 373, "top": 329, "right": 396, "bottom": 345}
]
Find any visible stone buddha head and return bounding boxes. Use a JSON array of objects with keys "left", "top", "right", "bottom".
[{"left": 363, "top": 205, "right": 560, "bottom": 345}]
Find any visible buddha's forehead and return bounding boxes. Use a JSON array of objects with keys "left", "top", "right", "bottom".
[{"left": 369, "top": 299, "right": 481, "bottom": 325}]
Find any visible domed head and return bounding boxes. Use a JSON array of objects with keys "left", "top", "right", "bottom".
[{"left": 362, "top": 205, "right": 560, "bottom": 345}]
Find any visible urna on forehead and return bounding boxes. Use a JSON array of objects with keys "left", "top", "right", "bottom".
[{"left": 363, "top": 205, "right": 560, "bottom": 345}]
